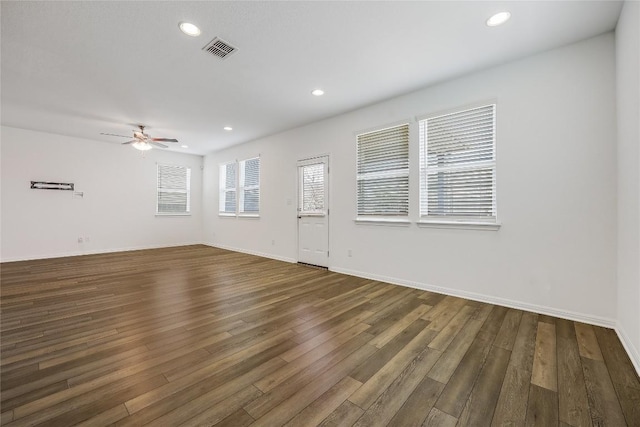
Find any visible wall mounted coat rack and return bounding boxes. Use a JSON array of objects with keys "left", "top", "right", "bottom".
[{"left": 30, "top": 181, "right": 74, "bottom": 191}]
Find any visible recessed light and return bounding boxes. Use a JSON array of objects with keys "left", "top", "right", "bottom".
[
  {"left": 311, "top": 89, "right": 325, "bottom": 96},
  {"left": 224, "top": 126, "right": 233, "bottom": 131},
  {"left": 179, "top": 22, "right": 201, "bottom": 37},
  {"left": 486, "top": 11, "right": 511, "bottom": 27},
  {"left": 181, "top": 145, "right": 189, "bottom": 148}
]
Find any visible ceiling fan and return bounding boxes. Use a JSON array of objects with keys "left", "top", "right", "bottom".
[{"left": 101, "top": 125, "right": 178, "bottom": 151}]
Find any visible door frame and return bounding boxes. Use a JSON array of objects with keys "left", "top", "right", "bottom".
[{"left": 296, "top": 154, "right": 330, "bottom": 267}]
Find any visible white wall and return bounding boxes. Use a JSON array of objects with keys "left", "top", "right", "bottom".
[
  {"left": 616, "top": 0, "right": 640, "bottom": 372},
  {"left": 1, "top": 126, "right": 203, "bottom": 261},
  {"left": 203, "top": 33, "right": 618, "bottom": 326}
]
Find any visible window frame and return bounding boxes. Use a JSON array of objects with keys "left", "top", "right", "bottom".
[
  {"left": 218, "top": 156, "right": 261, "bottom": 218},
  {"left": 156, "top": 163, "right": 191, "bottom": 216},
  {"left": 355, "top": 122, "right": 411, "bottom": 224},
  {"left": 238, "top": 156, "right": 260, "bottom": 217},
  {"left": 298, "top": 160, "right": 326, "bottom": 215},
  {"left": 219, "top": 161, "right": 238, "bottom": 216},
  {"left": 417, "top": 102, "right": 500, "bottom": 230}
]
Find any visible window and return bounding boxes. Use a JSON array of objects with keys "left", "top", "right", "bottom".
[
  {"left": 219, "top": 157, "right": 260, "bottom": 216},
  {"left": 239, "top": 157, "right": 260, "bottom": 214},
  {"left": 299, "top": 162, "right": 325, "bottom": 213},
  {"left": 219, "top": 162, "right": 237, "bottom": 215},
  {"left": 419, "top": 104, "right": 496, "bottom": 223},
  {"left": 157, "top": 164, "right": 191, "bottom": 215},
  {"left": 356, "top": 123, "right": 410, "bottom": 217}
]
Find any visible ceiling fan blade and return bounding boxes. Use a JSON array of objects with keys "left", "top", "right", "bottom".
[
  {"left": 150, "top": 141, "right": 168, "bottom": 148},
  {"left": 101, "top": 133, "right": 132, "bottom": 138},
  {"left": 121, "top": 140, "right": 137, "bottom": 145},
  {"left": 151, "top": 138, "right": 178, "bottom": 143}
]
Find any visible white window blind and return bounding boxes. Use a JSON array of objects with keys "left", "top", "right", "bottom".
[
  {"left": 299, "top": 163, "right": 325, "bottom": 213},
  {"left": 239, "top": 157, "right": 260, "bottom": 214},
  {"left": 157, "top": 164, "right": 191, "bottom": 214},
  {"left": 420, "top": 104, "right": 496, "bottom": 221},
  {"left": 357, "top": 123, "right": 409, "bottom": 216},
  {"left": 219, "top": 162, "right": 237, "bottom": 214}
]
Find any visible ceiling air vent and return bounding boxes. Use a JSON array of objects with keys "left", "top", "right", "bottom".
[{"left": 202, "top": 37, "right": 237, "bottom": 60}]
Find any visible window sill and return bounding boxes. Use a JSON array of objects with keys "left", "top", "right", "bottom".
[
  {"left": 354, "top": 217, "right": 411, "bottom": 226},
  {"left": 156, "top": 213, "right": 191, "bottom": 217},
  {"left": 416, "top": 220, "right": 501, "bottom": 231},
  {"left": 219, "top": 213, "right": 237, "bottom": 218},
  {"left": 238, "top": 214, "right": 260, "bottom": 219}
]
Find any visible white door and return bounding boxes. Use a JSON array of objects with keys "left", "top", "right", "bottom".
[{"left": 297, "top": 156, "right": 329, "bottom": 267}]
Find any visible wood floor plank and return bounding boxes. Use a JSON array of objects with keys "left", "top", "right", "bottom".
[
  {"left": 118, "top": 352, "right": 290, "bottom": 426},
  {"left": 213, "top": 408, "right": 255, "bottom": 427},
  {"left": 1, "top": 246, "right": 637, "bottom": 427},
  {"left": 362, "top": 293, "right": 423, "bottom": 337},
  {"left": 491, "top": 312, "right": 538, "bottom": 427},
  {"left": 351, "top": 346, "right": 442, "bottom": 427},
  {"left": 427, "top": 305, "right": 475, "bottom": 351},
  {"left": 581, "top": 356, "right": 628, "bottom": 426},
  {"left": 387, "top": 376, "right": 445, "bottom": 427},
  {"left": 283, "top": 376, "right": 362, "bottom": 427},
  {"left": 162, "top": 328, "right": 294, "bottom": 382},
  {"left": 120, "top": 339, "right": 294, "bottom": 424},
  {"left": 531, "top": 321, "right": 557, "bottom": 392},
  {"left": 0, "top": 411, "right": 14, "bottom": 425},
  {"left": 423, "top": 407, "right": 457, "bottom": 427},
  {"left": 318, "top": 400, "right": 364, "bottom": 427},
  {"left": 368, "top": 303, "right": 431, "bottom": 349},
  {"left": 163, "top": 384, "right": 262, "bottom": 427},
  {"left": 525, "top": 383, "right": 559, "bottom": 426},
  {"left": 556, "top": 318, "right": 591, "bottom": 427},
  {"left": 348, "top": 326, "right": 439, "bottom": 410},
  {"left": 593, "top": 326, "right": 640, "bottom": 389},
  {"left": 593, "top": 326, "right": 640, "bottom": 425},
  {"left": 255, "top": 322, "right": 370, "bottom": 393},
  {"left": 493, "top": 309, "right": 523, "bottom": 351},
  {"left": 427, "top": 304, "right": 493, "bottom": 384},
  {"left": 615, "top": 384, "right": 640, "bottom": 427},
  {"left": 350, "top": 319, "right": 429, "bottom": 384},
  {"left": 574, "top": 322, "right": 604, "bottom": 361},
  {"left": 421, "top": 296, "right": 467, "bottom": 331},
  {"left": 433, "top": 335, "right": 492, "bottom": 418},
  {"left": 10, "top": 373, "right": 168, "bottom": 427},
  {"left": 248, "top": 343, "right": 377, "bottom": 427},
  {"left": 456, "top": 345, "right": 511, "bottom": 426},
  {"left": 281, "top": 309, "right": 374, "bottom": 362},
  {"left": 71, "top": 404, "right": 130, "bottom": 427},
  {"left": 243, "top": 330, "right": 373, "bottom": 419}
]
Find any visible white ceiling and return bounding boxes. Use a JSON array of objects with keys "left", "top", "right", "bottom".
[{"left": 1, "top": 1, "right": 623, "bottom": 155}]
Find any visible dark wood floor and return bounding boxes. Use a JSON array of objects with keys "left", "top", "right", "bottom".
[{"left": 1, "top": 245, "right": 639, "bottom": 426}]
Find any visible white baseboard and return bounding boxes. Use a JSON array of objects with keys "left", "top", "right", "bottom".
[
  {"left": 0, "top": 241, "right": 206, "bottom": 263},
  {"left": 330, "top": 266, "right": 617, "bottom": 329},
  {"left": 615, "top": 324, "right": 640, "bottom": 376},
  {"left": 204, "top": 242, "right": 297, "bottom": 264}
]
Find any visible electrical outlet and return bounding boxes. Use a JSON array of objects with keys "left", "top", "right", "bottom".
[
  {"left": 85, "top": 236, "right": 90, "bottom": 243},
  {"left": 347, "top": 249, "right": 352, "bottom": 257},
  {"left": 271, "top": 239, "right": 275, "bottom": 246},
  {"left": 78, "top": 237, "right": 83, "bottom": 243}
]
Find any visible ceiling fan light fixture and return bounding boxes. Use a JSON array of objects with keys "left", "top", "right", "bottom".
[
  {"left": 486, "top": 11, "right": 511, "bottom": 27},
  {"left": 132, "top": 141, "right": 152, "bottom": 151},
  {"left": 179, "top": 22, "right": 201, "bottom": 37}
]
